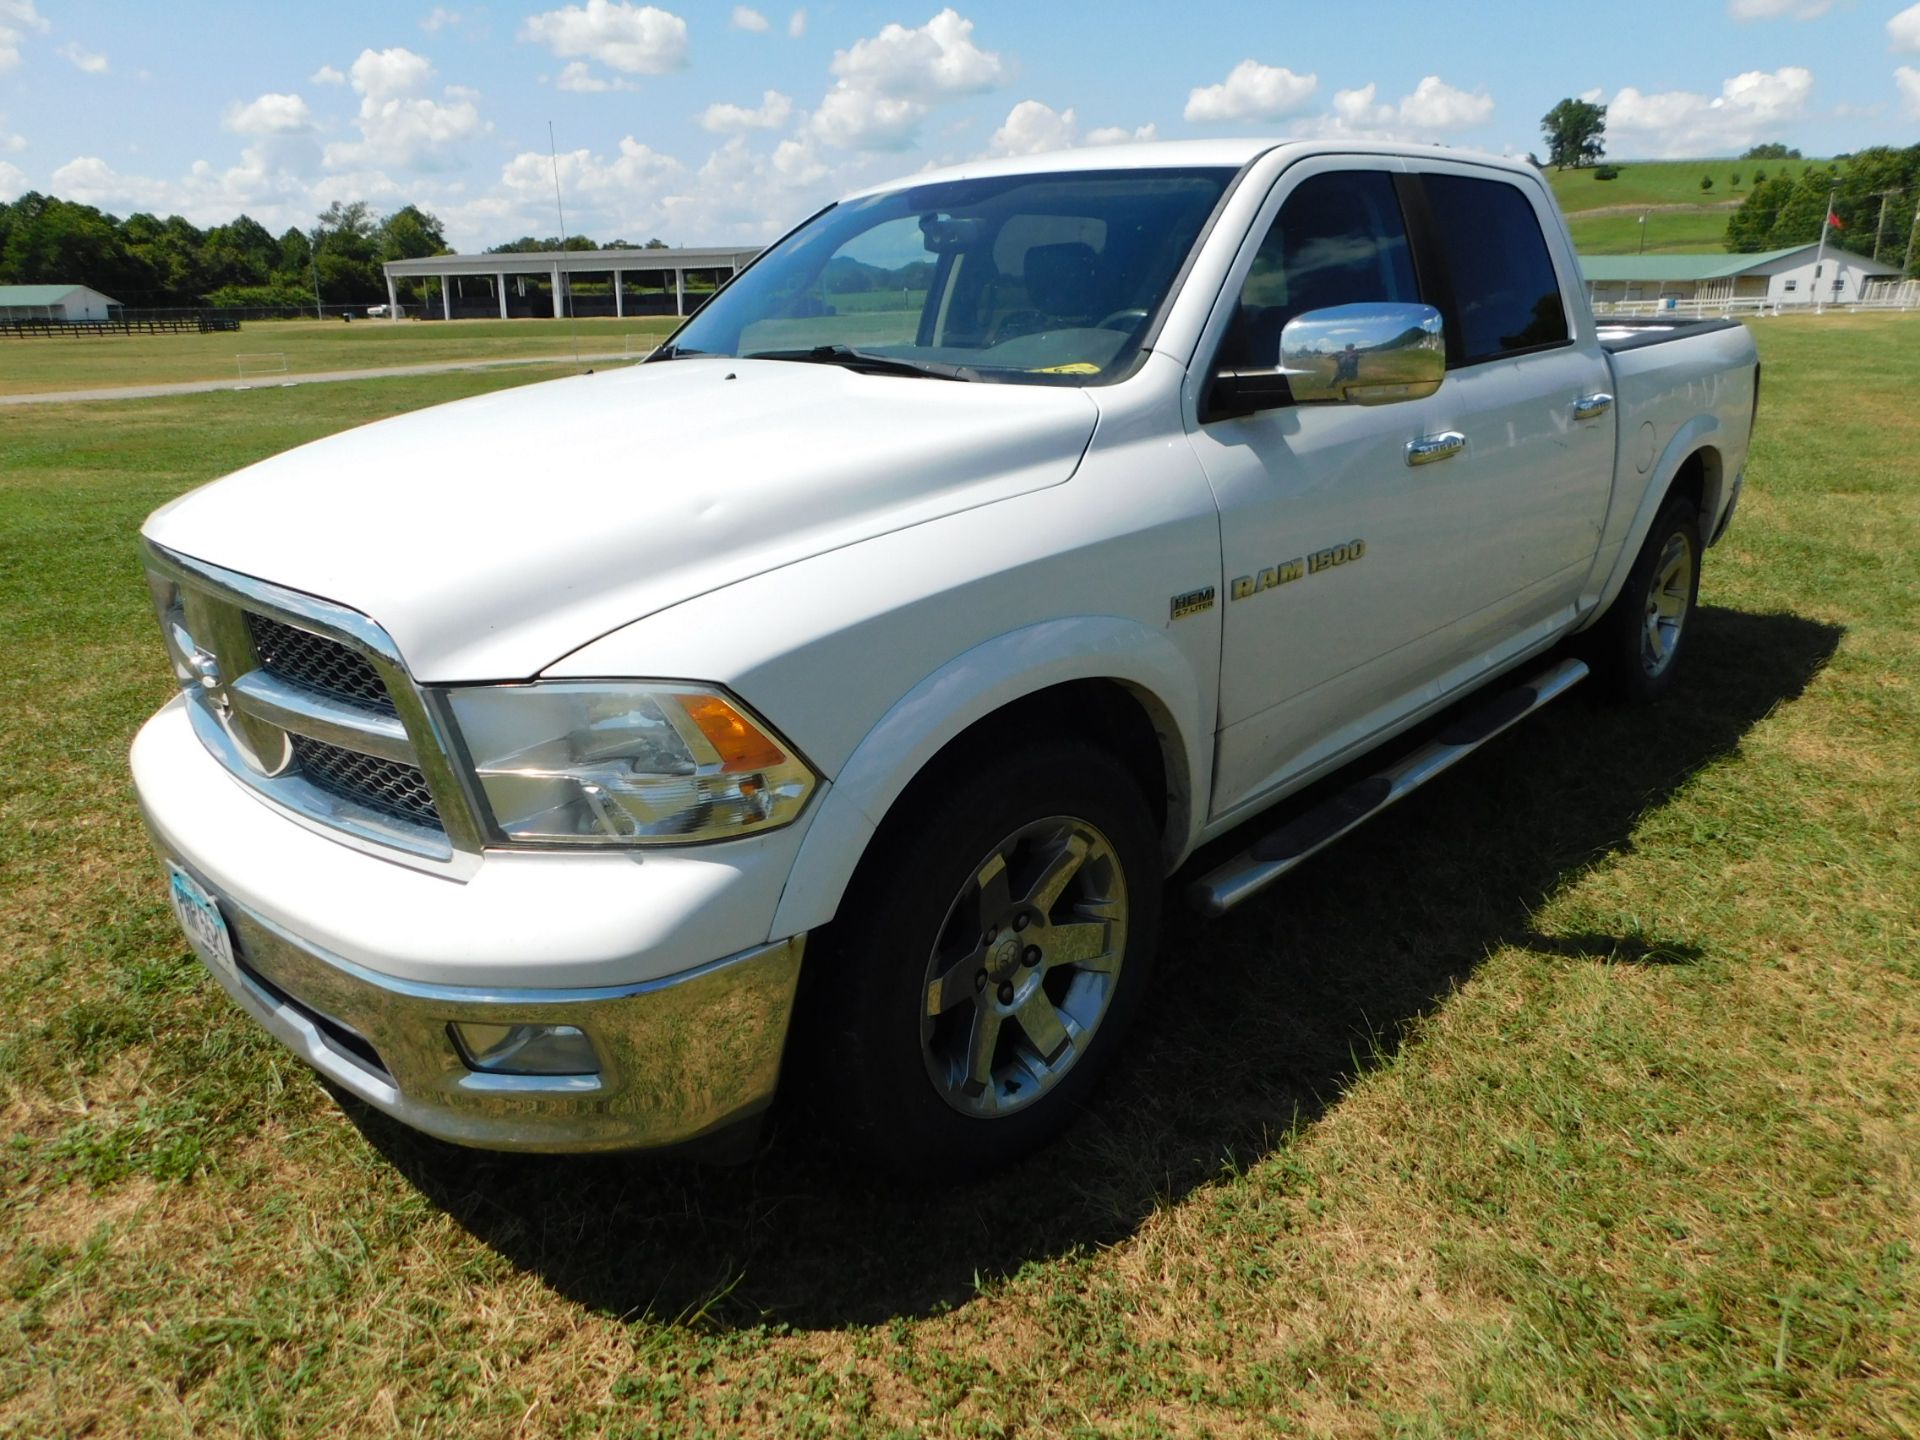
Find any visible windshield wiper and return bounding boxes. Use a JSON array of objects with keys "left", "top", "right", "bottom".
[
  {"left": 743, "top": 344, "right": 975, "bottom": 382},
  {"left": 646, "top": 343, "right": 711, "bottom": 361}
]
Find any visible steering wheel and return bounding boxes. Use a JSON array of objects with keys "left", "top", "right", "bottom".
[{"left": 1095, "top": 308, "right": 1150, "bottom": 332}]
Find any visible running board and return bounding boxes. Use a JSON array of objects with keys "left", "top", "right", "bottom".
[{"left": 1187, "top": 657, "right": 1590, "bottom": 918}]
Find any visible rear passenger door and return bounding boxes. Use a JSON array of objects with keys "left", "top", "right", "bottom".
[{"left": 1403, "top": 164, "right": 1616, "bottom": 650}]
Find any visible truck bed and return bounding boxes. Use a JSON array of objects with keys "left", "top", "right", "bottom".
[{"left": 1596, "top": 315, "right": 1746, "bottom": 354}]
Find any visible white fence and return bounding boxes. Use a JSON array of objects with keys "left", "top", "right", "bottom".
[{"left": 1591, "top": 292, "right": 1919, "bottom": 320}]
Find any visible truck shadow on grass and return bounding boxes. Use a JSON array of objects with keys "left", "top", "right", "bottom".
[{"left": 346, "top": 604, "right": 1840, "bottom": 1331}]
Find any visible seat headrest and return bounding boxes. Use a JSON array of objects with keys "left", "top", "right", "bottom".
[{"left": 1023, "top": 242, "right": 1101, "bottom": 319}]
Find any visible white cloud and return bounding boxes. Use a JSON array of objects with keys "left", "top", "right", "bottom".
[
  {"left": 1729, "top": 0, "right": 1835, "bottom": 17},
  {"left": 1605, "top": 66, "right": 1813, "bottom": 157},
  {"left": 787, "top": 7, "right": 806, "bottom": 38},
  {"left": 808, "top": 9, "right": 1005, "bottom": 151},
  {"left": 311, "top": 64, "right": 347, "bottom": 85},
  {"left": 698, "top": 89, "right": 793, "bottom": 133},
  {"left": 0, "top": 111, "right": 24, "bottom": 152},
  {"left": 1898, "top": 65, "right": 1920, "bottom": 118},
  {"left": 1578, "top": 86, "right": 1605, "bottom": 104},
  {"left": 808, "top": 85, "right": 927, "bottom": 149},
  {"left": 0, "top": 0, "right": 49, "bottom": 73},
  {"left": 224, "top": 92, "right": 316, "bottom": 136},
  {"left": 323, "top": 47, "right": 488, "bottom": 172},
  {"left": 731, "top": 5, "right": 768, "bottom": 31},
  {"left": 420, "top": 6, "right": 463, "bottom": 31},
  {"left": 1396, "top": 76, "right": 1494, "bottom": 131},
  {"left": 829, "top": 9, "right": 1005, "bottom": 99},
  {"left": 57, "top": 40, "right": 108, "bottom": 74},
  {"left": 1287, "top": 75, "right": 1492, "bottom": 142},
  {"left": 1184, "top": 60, "right": 1317, "bottom": 123},
  {"left": 519, "top": 1, "right": 687, "bottom": 78},
  {"left": 1086, "top": 122, "right": 1159, "bottom": 146},
  {"left": 989, "top": 100, "right": 1076, "bottom": 156},
  {"left": 501, "top": 135, "right": 681, "bottom": 199},
  {"left": 50, "top": 155, "right": 174, "bottom": 209},
  {"left": 0, "top": 159, "right": 24, "bottom": 196},
  {"left": 555, "top": 60, "right": 637, "bottom": 92},
  {"left": 1890, "top": 3, "right": 1920, "bottom": 53}
]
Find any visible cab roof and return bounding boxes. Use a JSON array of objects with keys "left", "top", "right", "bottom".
[{"left": 841, "top": 139, "right": 1537, "bottom": 200}]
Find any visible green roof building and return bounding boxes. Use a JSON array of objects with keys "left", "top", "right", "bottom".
[
  {"left": 1577, "top": 243, "right": 1902, "bottom": 306},
  {"left": 0, "top": 283, "right": 125, "bottom": 322}
]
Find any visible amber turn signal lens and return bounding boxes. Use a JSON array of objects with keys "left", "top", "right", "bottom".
[{"left": 682, "top": 694, "right": 786, "bottom": 771}]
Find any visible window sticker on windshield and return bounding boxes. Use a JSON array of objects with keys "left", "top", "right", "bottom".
[{"left": 1028, "top": 362, "right": 1102, "bottom": 375}]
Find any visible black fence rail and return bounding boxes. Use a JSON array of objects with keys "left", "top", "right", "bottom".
[{"left": 1, "top": 315, "right": 243, "bottom": 338}]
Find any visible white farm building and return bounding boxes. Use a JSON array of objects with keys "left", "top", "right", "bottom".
[
  {"left": 0, "top": 283, "right": 124, "bottom": 322},
  {"left": 1579, "top": 243, "right": 1904, "bottom": 306}
]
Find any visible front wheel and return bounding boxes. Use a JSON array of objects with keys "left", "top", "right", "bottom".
[
  {"left": 1585, "top": 494, "right": 1702, "bottom": 703},
  {"left": 812, "top": 741, "right": 1163, "bottom": 1179}
]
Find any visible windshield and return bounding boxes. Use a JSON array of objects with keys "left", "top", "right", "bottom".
[{"left": 660, "top": 167, "right": 1236, "bottom": 385}]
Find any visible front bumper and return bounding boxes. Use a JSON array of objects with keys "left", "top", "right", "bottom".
[{"left": 132, "top": 698, "right": 807, "bottom": 1153}]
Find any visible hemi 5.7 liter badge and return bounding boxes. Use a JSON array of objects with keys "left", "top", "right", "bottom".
[{"left": 1169, "top": 586, "right": 1216, "bottom": 620}]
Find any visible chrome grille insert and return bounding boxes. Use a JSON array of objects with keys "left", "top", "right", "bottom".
[
  {"left": 143, "top": 541, "right": 485, "bottom": 873},
  {"left": 246, "top": 612, "right": 396, "bottom": 715},
  {"left": 290, "top": 735, "right": 442, "bottom": 829}
]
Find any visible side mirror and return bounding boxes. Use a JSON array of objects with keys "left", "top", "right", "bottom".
[{"left": 1280, "top": 302, "right": 1445, "bottom": 406}]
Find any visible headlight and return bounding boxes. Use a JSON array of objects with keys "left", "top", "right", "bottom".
[{"left": 446, "top": 682, "right": 816, "bottom": 846}]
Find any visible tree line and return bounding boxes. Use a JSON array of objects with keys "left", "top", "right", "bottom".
[
  {"left": 1724, "top": 146, "right": 1920, "bottom": 271},
  {"left": 0, "top": 193, "right": 680, "bottom": 310}
]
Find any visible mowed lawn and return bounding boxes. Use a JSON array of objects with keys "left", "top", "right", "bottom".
[
  {"left": 2, "top": 320, "right": 1917, "bottom": 1436},
  {"left": 0, "top": 316, "right": 679, "bottom": 396}
]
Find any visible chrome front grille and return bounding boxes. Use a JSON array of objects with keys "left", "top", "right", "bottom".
[
  {"left": 246, "top": 612, "right": 397, "bottom": 716},
  {"left": 143, "top": 542, "right": 484, "bottom": 871},
  {"left": 290, "top": 735, "right": 443, "bottom": 828}
]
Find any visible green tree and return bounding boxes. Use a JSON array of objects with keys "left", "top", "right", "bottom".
[
  {"left": 1726, "top": 176, "right": 1794, "bottom": 251},
  {"left": 1700, "top": 175, "right": 1714, "bottom": 192},
  {"left": 1742, "top": 142, "right": 1801, "bottom": 161},
  {"left": 1541, "top": 98, "right": 1606, "bottom": 169},
  {"left": 379, "top": 204, "right": 449, "bottom": 261},
  {"left": 309, "top": 200, "right": 383, "bottom": 303}
]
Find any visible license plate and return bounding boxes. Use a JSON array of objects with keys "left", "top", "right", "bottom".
[{"left": 167, "top": 864, "right": 236, "bottom": 975}]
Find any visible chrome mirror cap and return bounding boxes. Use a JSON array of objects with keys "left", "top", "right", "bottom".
[{"left": 1280, "top": 302, "right": 1445, "bottom": 406}]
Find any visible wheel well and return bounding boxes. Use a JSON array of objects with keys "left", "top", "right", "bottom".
[
  {"left": 870, "top": 679, "right": 1178, "bottom": 859},
  {"left": 1667, "top": 447, "right": 1721, "bottom": 526}
]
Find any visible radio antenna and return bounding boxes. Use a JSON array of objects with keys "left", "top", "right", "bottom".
[{"left": 548, "top": 119, "right": 583, "bottom": 365}]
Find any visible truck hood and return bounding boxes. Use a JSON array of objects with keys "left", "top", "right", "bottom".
[{"left": 144, "top": 358, "right": 1100, "bottom": 680}]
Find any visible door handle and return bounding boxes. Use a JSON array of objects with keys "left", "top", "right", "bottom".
[
  {"left": 1405, "top": 431, "right": 1466, "bottom": 467},
  {"left": 1573, "top": 392, "right": 1613, "bottom": 421}
]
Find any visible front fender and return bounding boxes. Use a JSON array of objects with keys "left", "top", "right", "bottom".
[{"left": 769, "top": 615, "right": 1210, "bottom": 940}]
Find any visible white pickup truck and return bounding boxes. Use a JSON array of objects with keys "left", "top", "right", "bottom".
[{"left": 133, "top": 140, "right": 1759, "bottom": 1176}]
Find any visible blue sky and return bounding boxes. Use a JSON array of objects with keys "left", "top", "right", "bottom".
[{"left": 3, "top": 0, "right": 1918, "bottom": 250}]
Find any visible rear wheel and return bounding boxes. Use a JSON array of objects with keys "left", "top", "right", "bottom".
[
  {"left": 1586, "top": 494, "right": 1701, "bottom": 703},
  {"left": 813, "top": 740, "right": 1162, "bottom": 1179}
]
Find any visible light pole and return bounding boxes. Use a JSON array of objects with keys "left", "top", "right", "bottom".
[{"left": 1638, "top": 212, "right": 1647, "bottom": 255}]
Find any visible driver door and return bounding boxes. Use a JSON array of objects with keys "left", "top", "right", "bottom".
[{"left": 1186, "top": 160, "right": 1510, "bottom": 821}]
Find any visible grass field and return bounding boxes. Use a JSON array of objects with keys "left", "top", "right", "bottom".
[
  {"left": 1544, "top": 158, "right": 1827, "bottom": 215},
  {"left": 0, "top": 316, "right": 679, "bottom": 397},
  {"left": 1547, "top": 157, "right": 1836, "bottom": 256},
  {"left": 2, "top": 319, "right": 1917, "bottom": 1436},
  {"left": 1564, "top": 209, "right": 1737, "bottom": 256}
]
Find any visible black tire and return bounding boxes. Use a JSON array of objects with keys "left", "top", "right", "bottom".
[
  {"left": 809, "top": 739, "right": 1163, "bottom": 1180},
  {"left": 1584, "top": 493, "right": 1702, "bottom": 704}
]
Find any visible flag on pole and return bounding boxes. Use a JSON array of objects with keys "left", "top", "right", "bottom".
[{"left": 1827, "top": 210, "right": 1845, "bottom": 230}]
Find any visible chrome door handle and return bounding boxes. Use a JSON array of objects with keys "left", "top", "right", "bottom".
[
  {"left": 1405, "top": 431, "right": 1466, "bottom": 467},
  {"left": 1573, "top": 392, "right": 1613, "bottom": 421}
]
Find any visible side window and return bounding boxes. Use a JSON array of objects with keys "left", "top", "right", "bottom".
[
  {"left": 1420, "top": 174, "right": 1569, "bottom": 363},
  {"left": 1220, "top": 170, "right": 1418, "bottom": 371}
]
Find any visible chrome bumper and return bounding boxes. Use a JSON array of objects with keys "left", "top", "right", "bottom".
[{"left": 151, "top": 846, "right": 805, "bottom": 1154}]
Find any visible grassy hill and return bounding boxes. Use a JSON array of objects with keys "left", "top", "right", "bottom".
[{"left": 1547, "top": 157, "right": 1833, "bottom": 255}]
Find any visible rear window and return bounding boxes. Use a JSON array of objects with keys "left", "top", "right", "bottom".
[{"left": 1421, "top": 174, "right": 1569, "bottom": 364}]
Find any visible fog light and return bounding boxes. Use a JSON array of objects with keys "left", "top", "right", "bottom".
[{"left": 450, "top": 1022, "right": 599, "bottom": 1076}]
